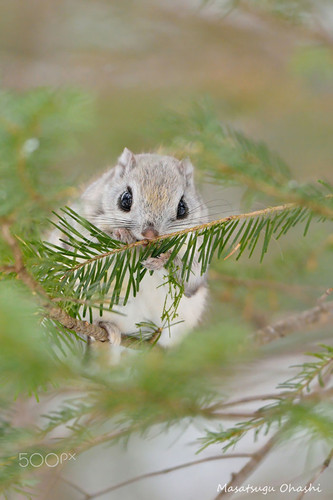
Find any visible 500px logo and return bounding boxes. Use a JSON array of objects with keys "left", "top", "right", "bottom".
[{"left": 18, "top": 452, "right": 76, "bottom": 468}]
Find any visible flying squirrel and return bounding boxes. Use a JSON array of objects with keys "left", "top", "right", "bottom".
[{"left": 49, "top": 148, "right": 209, "bottom": 348}]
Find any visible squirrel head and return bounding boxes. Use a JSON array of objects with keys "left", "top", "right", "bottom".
[{"left": 98, "top": 148, "right": 208, "bottom": 241}]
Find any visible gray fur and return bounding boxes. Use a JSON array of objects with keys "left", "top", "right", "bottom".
[
  {"left": 94, "top": 150, "right": 208, "bottom": 237},
  {"left": 83, "top": 149, "right": 209, "bottom": 296},
  {"left": 51, "top": 149, "right": 209, "bottom": 298}
]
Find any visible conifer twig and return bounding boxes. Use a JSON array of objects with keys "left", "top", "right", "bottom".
[
  {"left": 2, "top": 223, "right": 161, "bottom": 346},
  {"left": 62, "top": 202, "right": 300, "bottom": 275},
  {"left": 206, "top": 387, "right": 333, "bottom": 415},
  {"left": 58, "top": 477, "right": 89, "bottom": 499},
  {"left": 75, "top": 453, "right": 253, "bottom": 499},
  {"left": 317, "top": 287, "right": 333, "bottom": 304},
  {"left": 0, "top": 265, "right": 16, "bottom": 274},
  {"left": 47, "top": 306, "right": 109, "bottom": 341},
  {"left": 3, "top": 198, "right": 332, "bottom": 347},
  {"left": 206, "top": 393, "right": 285, "bottom": 412},
  {"left": 256, "top": 301, "right": 333, "bottom": 345},
  {"left": 226, "top": 1, "right": 333, "bottom": 52},
  {"left": 214, "top": 429, "right": 283, "bottom": 499},
  {"left": 1, "top": 223, "right": 109, "bottom": 343},
  {"left": 296, "top": 449, "right": 333, "bottom": 500},
  {"left": 215, "top": 165, "right": 333, "bottom": 219}
]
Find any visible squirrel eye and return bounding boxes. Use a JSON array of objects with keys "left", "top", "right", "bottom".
[
  {"left": 118, "top": 187, "right": 132, "bottom": 212},
  {"left": 177, "top": 196, "right": 188, "bottom": 219}
]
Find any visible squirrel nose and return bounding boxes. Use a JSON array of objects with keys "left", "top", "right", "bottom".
[{"left": 142, "top": 227, "right": 159, "bottom": 240}]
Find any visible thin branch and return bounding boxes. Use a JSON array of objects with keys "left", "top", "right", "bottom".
[
  {"left": 2, "top": 224, "right": 52, "bottom": 298},
  {"left": 46, "top": 306, "right": 108, "bottom": 342},
  {"left": 81, "top": 453, "right": 252, "bottom": 499},
  {"left": 208, "top": 352, "right": 333, "bottom": 495},
  {"left": 227, "top": 1, "right": 333, "bottom": 52},
  {"left": 0, "top": 264, "right": 16, "bottom": 274},
  {"left": 256, "top": 301, "right": 333, "bottom": 345},
  {"left": 66, "top": 202, "right": 299, "bottom": 274},
  {"left": 205, "top": 411, "right": 263, "bottom": 420},
  {"left": 214, "top": 430, "right": 282, "bottom": 499},
  {"left": 70, "top": 426, "right": 136, "bottom": 457},
  {"left": 38, "top": 428, "right": 139, "bottom": 500},
  {"left": 296, "top": 449, "right": 333, "bottom": 500},
  {"left": 60, "top": 477, "right": 89, "bottom": 499},
  {"left": 306, "top": 358, "right": 333, "bottom": 396},
  {"left": 206, "top": 387, "right": 333, "bottom": 416},
  {"left": 1, "top": 223, "right": 144, "bottom": 345},
  {"left": 205, "top": 393, "right": 287, "bottom": 413},
  {"left": 3, "top": 200, "right": 332, "bottom": 348},
  {"left": 214, "top": 165, "right": 333, "bottom": 219},
  {"left": 317, "top": 287, "right": 333, "bottom": 304}
]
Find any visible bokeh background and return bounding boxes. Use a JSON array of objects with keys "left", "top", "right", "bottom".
[
  {"left": 2, "top": 0, "right": 333, "bottom": 180},
  {"left": 1, "top": 1, "right": 333, "bottom": 499}
]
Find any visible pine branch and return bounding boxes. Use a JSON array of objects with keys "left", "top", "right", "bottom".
[
  {"left": 206, "top": 387, "right": 333, "bottom": 415},
  {"left": 206, "top": 393, "right": 287, "bottom": 412},
  {"left": 166, "top": 101, "right": 333, "bottom": 218},
  {"left": 4, "top": 202, "right": 332, "bottom": 348},
  {"left": 46, "top": 307, "right": 108, "bottom": 342},
  {"left": 1, "top": 222, "right": 140, "bottom": 345},
  {"left": 199, "top": 346, "right": 333, "bottom": 452},
  {"left": 0, "top": 88, "right": 93, "bottom": 221},
  {"left": 34, "top": 199, "right": 327, "bottom": 324},
  {"left": 220, "top": 1, "right": 333, "bottom": 51},
  {"left": 47, "top": 202, "right": 303, "bottom": 271},
  {"left": 57, "top": 477, "right": 89, "bottom": 499},
  {"left": 317, "top": 287, "right": 333, "bottom": 304},
  {"left": 296, "top": 449, "right": 333, "bottom": 500},
  {"left": 216, "top": 164, "right": 333, "bottom": 219},
  {"left": 256, "top": 301, "right": 333, "bottom": 345},
  {"left": 76, "top": 453, "right": 253, "bottom": 499},
  {"left": 62, "top": 199, "right": 332, "bottom": 258},
  {"left": 214, "top": 430, "right": 282, "bottom": 499}
]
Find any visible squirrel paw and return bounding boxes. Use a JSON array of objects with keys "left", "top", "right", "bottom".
[
  {"left": 142, "top": 252, "right": 170, "bottom": 271},
  {"left": 112, "top": 228, "right": 136, "bottom": 244},
  {"left": 97, "top": 321, "right": 122, "bottom": 346}
]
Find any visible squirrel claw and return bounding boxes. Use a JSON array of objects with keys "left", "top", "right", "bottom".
[
  {"left": 97, "top": 321, "right": 122, "bottom": 346},
  {"left": 142, "top": 253, "right": 169, "bottom": 271}
]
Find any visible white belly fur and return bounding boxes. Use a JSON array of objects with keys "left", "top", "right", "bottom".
[{"left": 86, "top": 269, "right": 207, "bottom": 348}]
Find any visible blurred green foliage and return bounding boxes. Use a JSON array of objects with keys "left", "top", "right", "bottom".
[
  {"left": 290, "top": 46, "right": 333, "bottom": 85},
  {"left": 0, "top": 0, "right": 333, "bottom": 496},
  {"left": 0, "top": 87, "right": 332, "bottom": 496},
  {"left": 0, "top": 282, "right": 59, "bottom": 397},
  {"left": 0, "top": 88, "right": 94, "bottom": 237}
]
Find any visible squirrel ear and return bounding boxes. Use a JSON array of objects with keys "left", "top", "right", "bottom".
[
  {"left": 118, "top": 147, "right": 136, "bottom": 171},
  {"left": 179, "top": 158, "right": 194, "bottom": 185}
]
